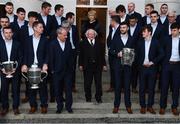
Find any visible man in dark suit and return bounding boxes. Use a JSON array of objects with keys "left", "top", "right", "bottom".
[
  {"left": 164, "top": 11, "right": 177, "bottom": 36},
  {"left": 106, "top": 15, "right": 120, "bottom": 92},
  {"left": 19, "top": 11, "right": 38, "bottom": 103},
  {"left": 110, "top": 22, "right": 134, "bottom": 114},
  {"left": 142, "top": 3, "right": 154, "bottom": 26},
  {"left": 38, "top": 2, "right": 52, "bottom": 39},
  {"left": 49, "top": 27, "right": 73, "bottom": 113},
  {"left": 10, "top": 7, "right": 28, "bottom": 44},
  {"left": 38, "top": 2, "right": 54, "bottom": 102},
  {"left": 127, "top": 2, "right": 142, "bottom": 24},
  {"left": 51, "top": 4, "right": 66, "bottom": 35},
  {"left": 116, "top": 4, "right": 130, "bottom": 23},
  {"left": 79, "top": 29, "right": 107, "bottom": 103},
  {"left": 128, "top": 14, "right": 142, "bottom": 93},
  {"left": 176, "top": 15, "right": 180, "bottom": 26},
  {"left": 66, "top": 12, "right": 79, "bottom": 92},
  {"left": 21, "top": 21, "right": 48, "bottom": 114},
  {"left": 0, "top": 26, "right": 22, "bottom": 116},
  {"left": 159, "top": 22, "right": 180, "bottom": 116},
  {"left": 136, "top": 25, "right": 164, "bottom": 114},
  {"left": 0, "top": 16, "right": 10, "bottom": 40},
  {"left": 158, "top": 4, "right": 169, "bottom": 27},
  {"left": 148, "top": 10, "right": 165, "bottom": 44},
  {"left": 5, "top": 2, "right": 17, "bottom": 23}
]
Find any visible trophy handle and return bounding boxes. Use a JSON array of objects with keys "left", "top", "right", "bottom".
[
  {"left": 40, "top": 71, "right": 48, "bottom": 82},
  {"left": 14, "top": 61, "right": 18, "bottom": 69},
  {"left": 22, "top": 72, "right": 28, "bottom": 81}
]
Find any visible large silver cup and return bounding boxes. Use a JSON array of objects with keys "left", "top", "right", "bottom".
[
  {"left": 121, "top": 48, "right": 135, "bottom": 66},
  {"left": 1, "top": 61, "right": 18, "bottom": 78},
  {"left": 22, "top": 65, "right": 48, "bottom": 89}
]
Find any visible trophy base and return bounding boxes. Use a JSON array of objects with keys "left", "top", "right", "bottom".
[
  {"left": 31, "top": 85, "right": 39, "bottom": 89},
  {"left": 6, "top": 75, "right": 13, "bottom": 78}
]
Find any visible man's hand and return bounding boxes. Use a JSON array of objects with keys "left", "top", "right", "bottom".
[
  {"left": 21, "top": 65, "right": 28, "bottom": 73},
  {"left": 103, "top": 66, "right": 107, "bottom": 71},
  {"left": 42, "top": 64, "right": 48, "bottom": 72},
  {"left": 79, "top": 66, "right": 83, "bottom": 71},
  {"left": 117, "top": 51, "right": 122, "bottom": 58}
]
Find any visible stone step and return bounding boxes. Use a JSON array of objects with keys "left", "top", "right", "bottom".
[{"left": 0, "top": 102, "right": 180, "bottom": 123}]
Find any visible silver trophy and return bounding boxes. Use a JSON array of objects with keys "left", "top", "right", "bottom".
[
  {"left": 121, "top": 48, "right": 135, "bottom": 66},
  {"left": 1, "top": 61, "right": 18, "bottom": 78},
  {"left": 22, "top": 64, "right": 48, "bottom": 89}
]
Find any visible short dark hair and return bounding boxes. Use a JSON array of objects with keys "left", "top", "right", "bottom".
[
  {"left": 116, "top": 4, "right": 126, "bottom": 13},
  {"left": 129, "top": 14, "right": 138, "bottom": 20},
  {"left": 41, "top": 2, "right": 51, "bottom": 9},
  {"left": 145, "top": 3, "right": 154, "bottom": 9},
  {"left": 16, "top": 7, "right": 26, "bottom": 14},
  {"left": 66, "top": 12, "right": 75, "bottom": 20},
  {"left": 170, "top": 22, "right": 179, "bottom": 29},
  {"left": 3, "top": 26, "right": 12, "bottom": 33},
  {"left": 161, "top": 3, "right": 168, "bottom": 7},
  {"left": 0, "top": 15, "right": 9, "bottom": 21},
  {"left": 111, "top": 15, "right": 120, "bottom": 24},
  {"left": 150, "top": 10, "right": 159, "bottom": 16},
  {"left": 32, "top": 21, "right": 43, "bottom": 28},
  {"left": 120, "top": 21, "right": 129, "bottom": 27},
  {"left": 5, "top": 2, "right": 13, "bottom": 7},
  {"left": 141, "top": 25, "right": 153, "bottom": 34},
  {"left": 28, "top": 11, "right": 38, "bottom": 19},
  {"left": 54, "top": 4, "right": 64, "bottom": 12}
]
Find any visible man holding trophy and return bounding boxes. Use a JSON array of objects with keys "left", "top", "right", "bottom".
[
  {"left": 109, "top": 21, "right": 135, "bottom": 114},
  {"left": 0, "top": 26, "right": 22, "bottom": 116},
  {"left": 21, "top": 21, "right": 48, "bottom": 114}
]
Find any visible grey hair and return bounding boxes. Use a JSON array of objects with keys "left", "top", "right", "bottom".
[
  {"left": 85, "top": 29, "right": 98, "bottom": 37},
  {"left": 56, "top": 27, "right": 67, "bottom": 34},
  {"left": 61, "top": 20, "right": 71, "bottom": 29}
]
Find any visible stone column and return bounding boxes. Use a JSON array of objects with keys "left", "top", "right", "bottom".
[{"left": 146, "top": 0, "right": 180, "bottom": 14}]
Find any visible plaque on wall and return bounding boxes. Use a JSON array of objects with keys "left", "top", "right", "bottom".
[
  {"left": 94, "top": 0, "right": 107, "bottom": 5},
  {"left": 77, "top": 0, "right": 90, "bottom": 5}
]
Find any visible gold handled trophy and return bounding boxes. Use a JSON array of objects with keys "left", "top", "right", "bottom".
[
  {"left": 22, "top": 64, "right": 48, "bottom": 89},
  {"left": 1, "top": 61, "right": 18, "bottom": 78},
  {"left": 121, "top": 48, "right": 135, "bottom": 66}
]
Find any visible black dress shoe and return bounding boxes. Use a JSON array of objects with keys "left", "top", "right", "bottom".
[
  {"left": 97, "top": 99, "right": 103, "bottom": 104},
  {"left": 86, "top": 99, "right": 91, "bottom": 102},
  {"left": 56, "top": 109, "right": 62, "bottom": 114},
  {"left": 67, "top": 109, "right": 73, "bottom": 113}
]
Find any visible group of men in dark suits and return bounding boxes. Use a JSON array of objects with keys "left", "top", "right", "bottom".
[
  {"left": 0, "top": 1, "right": 79, "bottom": 116},
  {"left": 0, "top": 1, "right": 179, "bottom": 117},
  {"left": 107, "top": 3, "right": 180, "bottom": 116}
]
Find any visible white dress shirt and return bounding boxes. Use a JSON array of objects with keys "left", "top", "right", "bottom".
[
  {"left": 69, "top": 28, "right": 75, "bottom": 49},
  {"left": 151, "top": 22, "right": 158, "bottom": 36},
  {"left": 143, "top": 39, "right": 151, "bottom": 64},
  {"left": 130, "top": 23, "right": 137, "bottom": 36},
  {"left": 55, "top": 14, "right": 62, "bottom": 25},
  {"left": 111, "top": 24, "right": 119, "bottom": 39},
  {"left": 17, "top": 19, "right": 25, "bottom": 28},
  {"left": 121, "top": 14, "right": 127, "bottom": 23},
  {"left": 6, "top": 14, "right": 15, "bottom": 23},
  {"left": 5, "top": 39, "right": 13, "bottom": 61},
  {"left": 41, "top": 13, "right": 47, "bottom": 25},
  {"left": 88, "top": 39, "right": 95, "bottom": 45},
  {"left": 146, "top": 16, "right": 151, "bottom": 24},
  {"left": 58, "top": 38, "right": 65, "bottom": 51},
  {"left": 160, "top": 15, "right": 167, "bottom": 24},
  {"left": 170, "top": 36, "right": 180, "bottom": 61},
  {"left": 168, "top": 23, "right": 172, "bottom": 35},
  {"left": 28, "top": 24, "right": 34, "bottom": 36},
  {"left": 121, "top": 34, "right": 128, "bottom": 45},
  {"left": 32, "top": 35, "right": 40, "bottom": 64}
]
